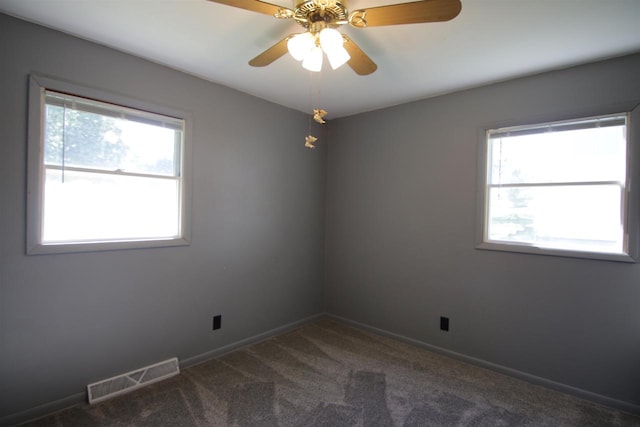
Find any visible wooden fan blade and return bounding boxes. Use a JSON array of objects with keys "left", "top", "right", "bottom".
[
  {"left": 343, "top": 36, "right": 377, "bottom": 75},
  {"left": 350, "top": 0, "right": 461, "bottom": 27},
  {"left": 249, "top": 36, "right": 293, "bottom": 67},
  {"left": 206, "top": 0, "right": 290, "bottom": 17}
]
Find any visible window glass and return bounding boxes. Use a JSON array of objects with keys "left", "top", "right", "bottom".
[
  {"left": 487, "top": 185, "right": 623, "bottom": 253},
  {"left": 488, "top": 121, "right": 626, "bottom": 185},
  {"left": 43, "top": 169, "right": 181, "bottom": 243}
]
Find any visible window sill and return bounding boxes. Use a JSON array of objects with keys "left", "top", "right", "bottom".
[
  {"left": 476, "top": 241, "right": 637, "bottom": 263},
  {"left": 27, "top": 236, "right": 190, "bottom": 255}
]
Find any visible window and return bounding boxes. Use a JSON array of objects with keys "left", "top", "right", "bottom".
[
  {"left": 477, "top": 111, "right": 639, "bottom": 262},
  {"left": 27, "top": 75, "right": 191, "bottom": 254}
]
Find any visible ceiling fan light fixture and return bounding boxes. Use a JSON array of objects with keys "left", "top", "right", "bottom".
[
  {"left": 326, "top": 46, "right": 350, "bottom": 69},
  {"left": 302, "top": 45, "right": 323, "bottom": 72},
  {"left": 319, "top": 28, "right": 343, "bottom": 52},
  {"left": 287, "top": 32, "right": 315, "bottom": 61},
  {"left": 319, "top": 28, "right": 349, "bottom": 69}
]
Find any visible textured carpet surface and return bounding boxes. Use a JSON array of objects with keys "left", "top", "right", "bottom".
[{"left": 21, "top": 317, "right": 640, "bottom": 426}]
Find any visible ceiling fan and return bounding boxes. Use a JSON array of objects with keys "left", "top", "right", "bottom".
[{"left": 207, "top": 0, "right": 462, "bottom": 75}]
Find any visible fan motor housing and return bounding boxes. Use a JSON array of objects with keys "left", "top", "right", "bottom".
[{"left": 293, "top": 0, "right": 349, "bottom": 28}]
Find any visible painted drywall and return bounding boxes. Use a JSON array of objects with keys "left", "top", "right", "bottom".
[
  {"left": 3, "top": 9, "right": 640, "bottom": 423},
  {"left": 325, "top": 53, "right": 640, "bottom": 409},
  {"left": 0, "top": 14, "right": 325, "bottom": 422}
]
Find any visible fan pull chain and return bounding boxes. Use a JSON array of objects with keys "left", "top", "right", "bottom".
[
  {"left": 305, "top": 70, "right": 328, "bottom": 149},
  {"left": 305, "top": 70, "right": 317, "bottom": 148},
  {"left": 316, "top": 70, "right": 321, "bottom": 108},
  {"left": 313, "top": 70, "right": 327, "bottom": 125}
]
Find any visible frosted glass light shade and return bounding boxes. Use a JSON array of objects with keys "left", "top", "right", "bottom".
[
  {"left": 319, "top": 28, "right": 343, "bottom": 53},
  {"left": 326, "top": 46, "right": 350, "bottom": 69},
  {"left": 287, "top": 33, "right": 315, "bottom": 61},
  {"left": 302, "top": 45, "right": 323, "bottom": 72},
  {"left": 319, "top": 28, "right": 350, "bottom": 70},
  {"left": 288, "top": 29, "right": 350, "bottom": 72}
]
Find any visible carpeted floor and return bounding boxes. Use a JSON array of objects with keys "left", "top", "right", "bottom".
[{"left": 20, "top": 317, "right": 640, "bottom": 426}]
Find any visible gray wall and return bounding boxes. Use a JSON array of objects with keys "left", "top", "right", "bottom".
[
  {"left": 3, "top": 9, "right": 640, "bottom": 423},
  {"left": 0, "top": 14, "right": 325, "bottom": 422},
  {"left": 326, "top": 53, "right": 640, "bottom": 410}
]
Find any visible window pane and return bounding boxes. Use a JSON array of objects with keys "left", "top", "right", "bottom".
[
  {"left": 45, "top": 104, "right": 180, "bottom": 176},
  {"left": 487, "top": 185, "right": 624, "bottom": 253},
  {"left": 118, "top": 121, "right": 180, "bottom": 176},
  {"left": 488, "top": 123, "right": 626, "bottom": 185},
  {"left": 43, "top": 169, "right": 180, "bottom": 243}
]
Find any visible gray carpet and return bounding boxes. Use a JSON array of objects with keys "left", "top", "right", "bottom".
[{"left": 21, "top": 317, "right": 640, "bottom": 426}]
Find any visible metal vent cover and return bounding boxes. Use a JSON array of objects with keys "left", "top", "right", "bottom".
[{"left": 87, "top": 357, "right": 180, "bottom": 404}]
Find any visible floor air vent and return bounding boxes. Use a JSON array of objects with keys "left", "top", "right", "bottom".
[{"left": 87, "top": 357, "right": 180, "bottom": 404}]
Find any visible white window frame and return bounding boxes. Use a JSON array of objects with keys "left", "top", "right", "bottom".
[
  {"left": 476, "top": 106, "right": 640, "bottom": 263},
  {"left": 27, "top": 74, "right": 192, "bottom": 254}
]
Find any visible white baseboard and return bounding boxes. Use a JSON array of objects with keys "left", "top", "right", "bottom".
[
  {"left": 2, "top": 312, "right": 324, "bottom": 427},
  {"left": 326, "top": 313, "right": 640, "bottom": 416},
  {"left": 1, "top": 392, "right": 85, "bottom": 427},
  {"left": 180, "top": 312, "right": 324, "bottom": 368}
]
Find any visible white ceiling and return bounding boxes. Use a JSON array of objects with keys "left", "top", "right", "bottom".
[{"left": 1, "top": 0, "right": 640, "bottom": 118}]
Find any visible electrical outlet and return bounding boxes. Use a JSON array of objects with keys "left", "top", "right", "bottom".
[
  {"left": 440, "top": 316, "right": 449, "bottom": 332},
  {"left": 213, "top": 315, "right": 222, "bottom": 330}
]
